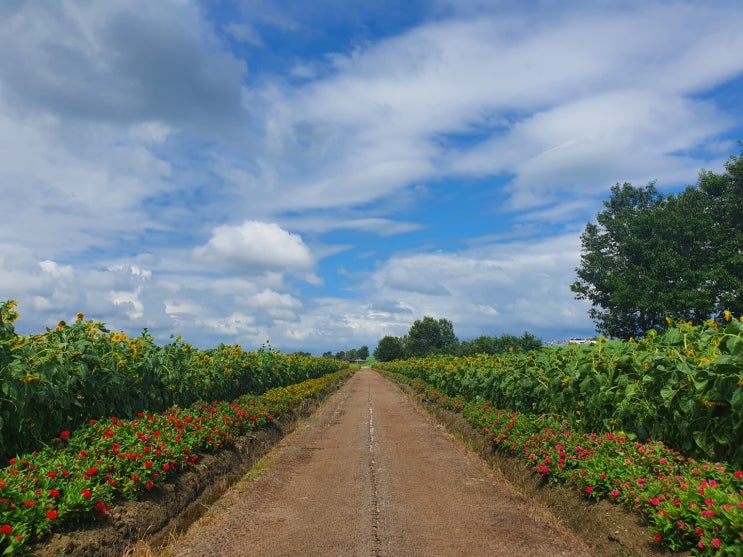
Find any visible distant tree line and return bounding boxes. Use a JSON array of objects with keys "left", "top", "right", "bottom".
[
  {"left": 322, "top": 345, "right": 369, "bottom": 361},
  {"left": 571, "top": 147, "right": 743, "bottom": 339},
  {"left": 373, "top": 316, "right": 542, "bottom": 362}
]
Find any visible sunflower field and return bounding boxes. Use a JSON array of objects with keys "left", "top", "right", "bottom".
[
  {"left": 0, "top": 300, "right": 345, "bottom": 464},
  {"left": 375, "top": 313, "right": 743, "bottom": 467}
]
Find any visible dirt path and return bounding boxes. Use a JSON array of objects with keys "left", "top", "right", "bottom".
[{"left": 169, "top": 368, "right": 592, "bottom": 557}]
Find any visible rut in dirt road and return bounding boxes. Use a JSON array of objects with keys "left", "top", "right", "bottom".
[{"left": 170, "top": 368, "right": 592, "bottom": 557}]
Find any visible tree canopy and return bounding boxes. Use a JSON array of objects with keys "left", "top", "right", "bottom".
[
  {"left": 374, "top": 317, "right": 542, "bottom": 360},
  {"left": 373, "top": 335, "right": 405, "bottom": 362},
  {"left": 571, "top": 149, "right": 743, "bottom": 338},
  {"left": 404, "top": 316, "right": 458, "bottom": 357},
  {"left": 455, "top": 332, "right": 542, "bottom": 356},
  {"left": 323, "top": 345, "right": 369, "bottom": 361}
]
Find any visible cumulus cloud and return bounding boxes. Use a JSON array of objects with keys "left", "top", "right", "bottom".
[
  {"left": 110, "top": 289, "right": 145, "bottom": 320},
  {"left": 193, "top": 221, "right": 314, "bottom": 272},
  {"left": 361, "top": 233, "right": 594, "bottom": 340}
]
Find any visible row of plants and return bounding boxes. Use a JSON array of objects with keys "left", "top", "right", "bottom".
[
  {"left": 0, "top": 301, "right": 346, "bottom": 462},
  {"left": 375, "top": 314, "right": 743, "bottom": 466},
  {"left": 0, "top": 369, "right": 352, "bottom": 555},
  {"left": 381, "top": 371, "right": 743, "bottom": 555}
]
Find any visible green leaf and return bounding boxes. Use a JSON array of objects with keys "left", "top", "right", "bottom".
[{"left": 724, "top": 335, "right": 743, "bottom": 356}]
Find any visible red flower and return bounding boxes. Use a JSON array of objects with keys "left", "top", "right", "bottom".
[
  {"left": 653, "top": 533, "right": 662, "bottom": 543},
  {"left": 49, "top": 489, "right": 60, "bottom": 498},
  {"left": 87, "top": 467, "right": 99, "bottom": 476},
  {"left": 46, "top": 510, "right": 58, "bottom": 520},
  {"left": 24, "top": 500, "right": 36, "bottom": 508},
  {"left": 1, "top": 524, "right": 12, "bottom": 535},
  {"left": 60, "top": 430, "right": 70, "bottom": 440},
  {"left": 145, "top": 480, "right": 155, "bottom": 491},
  {"left": 734, "top": 470, "right": 743, "bottom": 479},
  {"left": 144, "top": 461, "right": 153, "bottom": 469},
  {"left": 94, "top": 501, "right": 108, "bottom": 518},
  {"left": 711, "top": 538, "right": 721, "bottom": 549},
  {"left": 585, "top": 486, "right": 593, "bottom": 494},
  {"left": 81, "top": 489, "right": 92, "bottom": 499}
]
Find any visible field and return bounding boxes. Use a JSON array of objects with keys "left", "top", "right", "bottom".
[
  {"left": 375, "top": 314, "right": 743, "bottom": 555},
  {"left": 0, "top": 301, "right": 347, "bottom": 554},
  {"left": 2, "top": 300, "right": 742, "bottom": 555}
]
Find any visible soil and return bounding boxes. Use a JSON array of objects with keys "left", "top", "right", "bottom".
[{"left": 30, "top": 368, "right": 681, "bottom": 557}]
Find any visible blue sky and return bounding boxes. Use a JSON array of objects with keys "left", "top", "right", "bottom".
[{"left": 1, "top": 0, "right": 743, "bottom": 354}]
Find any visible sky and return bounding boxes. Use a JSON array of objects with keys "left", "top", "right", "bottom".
[{"left": 1, "top": 0, "right": 743, "bottom": 354}]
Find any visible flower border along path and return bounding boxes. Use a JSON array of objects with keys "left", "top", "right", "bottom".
[
  {"left": 379, "top": 371, "right": 743, "bottom": 557},
  {"left": 0, "top": 370, "right": 353, "bottom": 556}
]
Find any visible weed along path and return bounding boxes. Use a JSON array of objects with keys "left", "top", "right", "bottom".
[{"left": 169, "top": 368, "right": 592, "bottom": 557}]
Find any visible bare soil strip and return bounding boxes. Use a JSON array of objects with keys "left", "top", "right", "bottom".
[{"left": 169, "top": 368, "right": 592, "bottom": 557}]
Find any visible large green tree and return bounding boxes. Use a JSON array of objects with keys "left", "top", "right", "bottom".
[
  {"left": 404, "top": 316, "right": 457, "bottom": 357},
  {"left": 374, "top": 335, "right": 405, "bottom": 362},
  {"left": 571, "top": 150, "right": 743, "bottom": 338}
]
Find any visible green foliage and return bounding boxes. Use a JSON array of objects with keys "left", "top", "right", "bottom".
[
  {"left": 325, "top": 345, "right": 369, "bottom": 361},
  {"left": 455, "top": 332, "right": 542, "bottom": 355},
  {"left": 388, "top": 374, "right": 743, "bottom": 556},
  {"left": 572, "top": 149, "right": 743, "bottom": 339},
  {"left": 374, "top": 335, "right": 405, "bottom": 362},
  {"left": 0, "top": 370, "right": 351, "bottom": 554},
  {"left": 0, "top": 302, "right": 345, "bottom": 464},
  {"left": 404, "top": 316, "right": 457, "bottom": 357},
  {"left": 376, "top": 315, "right": 743, "bottom": 467}
]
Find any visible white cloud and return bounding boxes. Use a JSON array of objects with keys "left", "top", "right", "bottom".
[
  {"left": 247, "top": 2, "right": 743, "bottom": 215},
  {"left": 224, "top": 22, "right": 264, "bottom": 47},
  {"left": 39, "top": 260, "right": 74, "bottom": 280},
  {"left": 2, "top": 1, "right": 742, "bottom": 354},
  {"left": 361, "top": 233, "right": 594, "bottom": 340},
  {"left": 193, "top": 220, "right": 314, "bottom": 272},
  {"left": 251, "top": 288, "right": 302, "bottom": 309},
  {"left": 451, "top": 90, "right": 731, "bottom": 209},
  {"left": 128, "top": 121, "right": 172, "bottom": 144},
  {"left": 109, "top": 288, "right": 145, "bottom": 320}
]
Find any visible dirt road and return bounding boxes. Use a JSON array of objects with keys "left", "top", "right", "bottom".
[{"left": 170, "top": 368, "right": 592, "bottom": 556}]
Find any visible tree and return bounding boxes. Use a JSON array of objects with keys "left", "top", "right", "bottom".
[
  {"left": 357, "top": 345, "right": 369, "bottom": 360},
  {"left": 571, "top": 150, "right": 743, "bottom": 338},
  {"left": 404, "top": 316, "right": 458, "bottom": 357},
  {"left": 571, "top": 182, "right": 665, "bottom": 338},
  {"left": 696, "top": 150, "right": 743, "bottom": 315},
  {"left": 456, "top": 332, "right": 542, "bottom": 355},
  {"left": 374, "top": 336, "right": 405, "bottom": 362}
]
